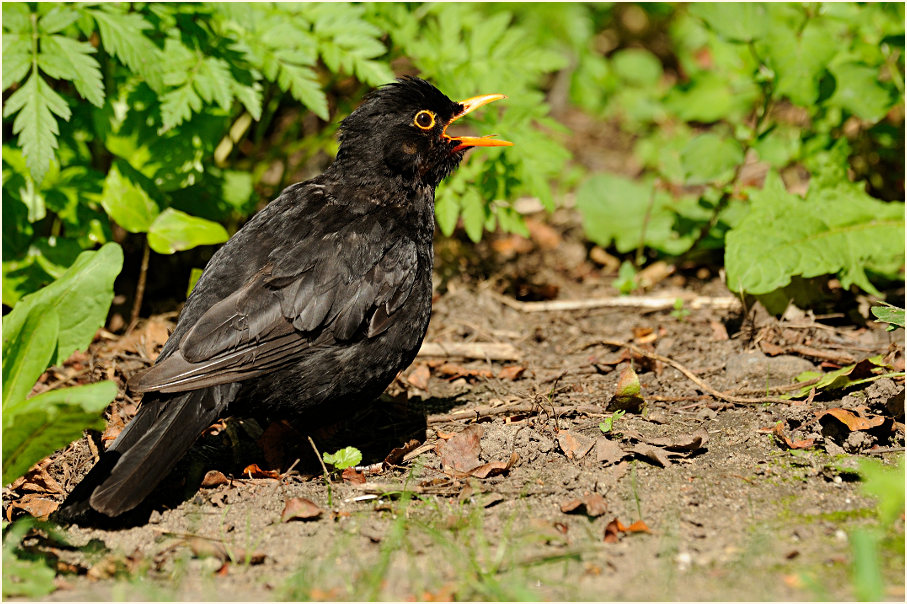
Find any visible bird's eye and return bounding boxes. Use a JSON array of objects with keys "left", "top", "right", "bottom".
[{"left": 413, "top": 110, "right": 436, "bottom": 130}]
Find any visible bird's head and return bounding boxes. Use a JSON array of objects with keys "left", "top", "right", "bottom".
[{"left": 337, "top": 77, "right": 512, "bottom": 189}]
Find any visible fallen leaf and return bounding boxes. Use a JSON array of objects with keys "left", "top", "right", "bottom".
[
  {"left": 200, "top": 470, "right": 230, "bottom": 488},
  {"left": 646, "top": 429, "right": 709, "bottom": 452},
  {"left": 632, "top": 327, "right": 657, "bottom": 345},
  {"left": 771, "top": 422, "right": 815, "bottom": 450},
  {"left": 630, "top": 443, "right": 671, "bottom": 467},
  {"left": 759, "top": 341, "right": 786, "bottom": 356},
  {"left": 557, "top": 430, "right": 595, "bottom": 460},
  {"left": 491, "top": 235, "right": 534, "bottom": 257},
  {"left": 8, "top": 495, "right": 58, "bottom": 520},
  {"left": 242, "top": 464, "right": 281, "bottom": 479},
  {"left": 818, "top": 408, "right": 886, "bottom": 432},
  {"left": 469, "top": 452, "right": 518, "bottom": 478},
  {"left": 604, "top": 517, "right": 652, "bottom": 543},
  {"left": 384, "top": 439, "right": 422, "bottom": 466},
  {"left": 281, "top": 497, "right": 323, "bottom": 522},
  {"left": 636, "top": 261, "right": 674, "bottom": 290},
  {"left": 436, "top": 425, "right": 483, "bottom": 473},
  {"left": 407, "top": 364, "right": 431, "bottom": 390},
  {"left": 560, "top": 493, "right": 608, "bottom": 517},
  {"left": 594, "top": 437, "right": 626, "bottom": 465},
  {"left": 525, "top": 218, "right": 562, "bottom": 250},
  {"left": 341, "top": 467, "right": 366, "bottom": 485},
  {"left": 709, "top": 321, "right": 729, "bottom": 341},
  {"left": 497, "top": 365, "right": 526, "bottom": 380},
  {"left": 436, "top": 363, "right": 494, "bottom": 381}
]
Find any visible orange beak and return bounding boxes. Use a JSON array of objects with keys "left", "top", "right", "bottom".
[{"left": 443, "top": 93, "right": 513, "bottom": 153}]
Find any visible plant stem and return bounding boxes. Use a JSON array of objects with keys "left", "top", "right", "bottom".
[{"left": 128, "top": 238, "right": 151, "bottom": 332}]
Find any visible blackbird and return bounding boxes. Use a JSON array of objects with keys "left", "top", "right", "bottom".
[{"left": 58, "top": 77, "right": 511, "bottom": 520}]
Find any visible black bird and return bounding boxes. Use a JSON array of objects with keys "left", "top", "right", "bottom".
[{"left": 58, "top": 77, "right": 510, "bottom": 520}]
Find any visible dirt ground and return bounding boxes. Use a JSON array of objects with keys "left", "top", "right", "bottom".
[{"left": 4, "top": 202, "right": 906, "bottom": 602}]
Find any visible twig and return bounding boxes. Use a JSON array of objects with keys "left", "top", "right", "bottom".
[
  {"left": 127, "top": 239, "right": 151, "bottom": 333},
  {"left": 491, "top": 291, "right": 741, "bottom": 313},
  {"left": 417, "top": 341, "right": 521, "bottom": 361},
  {"left": 428, "top": 402, "right": 608, "bottom": 424},
  {"left": 866, "top": 447, "right": 906, "bottom": 456},
  {"left": 307, "top": 436, "right": 331, "bottom": 485},
  {"left": 598, "top": 339, "right": 794, "bottom": 405}
]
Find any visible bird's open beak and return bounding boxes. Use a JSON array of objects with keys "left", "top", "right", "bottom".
[{"left": 443, "top": 94, "right": 513, "bottom": 153}]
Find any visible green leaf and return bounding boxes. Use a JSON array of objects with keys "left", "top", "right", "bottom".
[
  {"left": 611, "top": 49, "right": 662, "bottom": 87},
  {"left": 681, "top": 133, "right": 743, "bottom": 185},
  {"left": 89, "top": 8, "right": 163, "bottom": 91},
  {"left": 460, "top": 189, "right": 485, "bottom": 243},
  {"left": 761, "top": 20, "right": 837, "bottom": 106},
  {"left": 276, "top": 62, "right": 329, "bottom": 120},
  {"left": 827, "top": 62, "right": 895, "bottom": 122},
  {"left": 322, "top": 446, "right": 362, "bottom": 471},
  {"left": 38, "top": 35, "right": 105, "bottom": 107},
  {"left": 147, "top": 208, "right": 229, "bottom": 254},
  {"left": 870, "top": 305, "right": 905, "bottom": 329},
  {"left": 857, "top": 457, "right": 905, "bottom": 528},
  {"left": 576, "top": 173, "right": 698, "bottom": 255},
  {"left": 3, "top": 71, "right": 71, "bottom": 182},
  {"left": 2, "top": 242, "right": 123, "bottom": 366},
  {"left": 100, "top": 163, "right": 159, "bottom": 233},
  {"left": 2, "top": 381, "right": 115, "bottom": 485},
  {"left": 3, "top": 520, "right": 56, "bottom": 598},
  {"left": 690, "top": 3, "right": 770, "bottom": 42},
  {"left": 1, "top": 304, "right": 59, "bottom": 408},
  {"left": 159, "top": 83, "right": 204, "bottom": 132},
  {"left": 434, "top": 190, "right": 460, "bottom": 237},
  {"left": 186, "top": 267, "right": 204, "bottom": 298},
  {"left": 37, "top": 6, "right": 80, "bottom": 34},
  {"left": 726, "top": 173, "right": 905, "bottom": 296},
  {"left": 1, "top": 3, "right": 32, "bottom": 34},
  {"left": 2, "top": 35, "right": 32, "bottom": 90}
]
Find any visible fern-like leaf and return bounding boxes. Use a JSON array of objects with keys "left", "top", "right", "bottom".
[
  {"left": 3, "top": 71, "right": 71, "bottom": 182},
  {"left": 38, "top": 35, "right": 105, "bottom": 107}
]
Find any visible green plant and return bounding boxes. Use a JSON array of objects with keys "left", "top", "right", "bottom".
[
  {"left": 871, "top": 303, "right": 906, "bottom": 331},
  {"left": 670, "top": 298, "right": 690, "bottom": 321},
  {"left": 2, "top": 243, "right": 122, "bottom": 484},
  {"left": 322, "top": 446, "right": 363, "bottom": 471},
  {"left": 573, "top": 3, "right": 905, "bottom": 306},
  {"left": 599, "top": 409, "right": 626, "bottom": 434},
  {"left": 2, "top": 519, "right": 56, "bottom": 598}
]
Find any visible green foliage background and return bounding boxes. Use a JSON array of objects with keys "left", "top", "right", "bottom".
[{"left": 1, "top": 2, "right": 904, "bottom": 488}]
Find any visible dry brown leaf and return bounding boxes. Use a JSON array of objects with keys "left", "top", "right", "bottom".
[
  {"left": 436, "top": 363, "right": 494, "bottom": 381},
  {"left": 407, "top": 364, "right": 431, "bottom": 390},
  {"left": 771, "top": 422, "right": 815, "bottom": 450},
  {"left": 242, "top": 464, "right": 281, "bottom": 479},
  {"left": 594, "top": 437, "right": 626, "bottom": 465},
  {"left": 497, "top": 365, "right": 526, "bottom": 380},
  {"left": 560, "top": 493, "right": 608, "bottom": 517},
  {"left": 469, "top": 452, "right": 519, "bottom": 479},
  {"left": 630, "top": 443, "right": 671, "bottom": 467},
  {"left": 604, "top": 517, "right": 651, "bottom": 543},
  {"left": 384, "top": 439, "right": 422, "bottom": 466},
  {"left": 632, "top": 326, "right": 657, "bottom": 345},
  {"left": 819, "top": 408, "right": 886, "bottom": 432},
  {"left": 436, "top": 425, "right": 483, "bottom": 473},
  {"left": 646, "top": 429, "right": 709, "bottom": 452},
  {"left": 557, "top": 430, "right": 595, "bottom": 461},
  {"left": 759, "top": 341, "right": 786, "bottom": 356},
  {"left": 200, "top": 470, "right": 230, "bottom": 488},
  {"left": 8, "top": 495, "right": 58, "bottom": 520},
  {"left": 281, "top": 497, "right": 323, "bottom": 522},
  {"left": 341, "top": 467, "right": 366, "bottom": 484}
]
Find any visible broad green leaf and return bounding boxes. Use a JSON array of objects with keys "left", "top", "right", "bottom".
[
  {"left": 2, "top": 381, "right": 115, "bottom": 484},
  {"left": 827, "top": 62, "right": 895, "bottom": 122},
  {"left": 690, "top": 3, "right": 770, "bottom": 42},
  {"left": 725, "top": 172, "right": 905, "bottom": 296},
  {"left": 186, "top": 267, "right": 204, "bottom": 298},
  {"left": 2, "top": 242, "right": 123, "bottom": 366},
  {"left": 681, "top": 133, "right": 743, "bottom": 185},
  {"left": 100, "top": 163, "right": 159, "bottom": 232},
  {"left": 761, "top": 20, "right": 837, "bottom": 106},
  {"left": 611, "top": 49, "right": 663, "bottom": 87},
  {"left": 460, "top": 189, "right": 485, "bottom": 243},
  {"left": 858, "top": 457, "right": 905, "bottom": 528},
  {"left": 576, "top": 173, "right": 697, "bottom": 255},
  {"left": 322, "top": 446, "right": 362, "bottom": 470},
  {"left": 3, "top": 72, "right": 71, "bottom": 182},
  {"left": 38, "top": 35, "right": 105, "bottom": 107},
  {"left": 1, "top": 304, "right": 59, "bottom": 407},
  {"left": 147, "top": 208, "right": 229, "bottom": 254},
  {"left": 753, "top": 127, "right": 801, "bottom": 168},
  {"left": 871, "top": 305, "right": 905, "bottom": 329},
  {"left": 434, "top": 190, "right": 460, "bottom": 236},
  {"left": 1, "top": 3, "right": 31, "bottom": 33}
]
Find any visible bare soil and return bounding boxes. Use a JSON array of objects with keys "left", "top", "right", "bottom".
[{"left": 4, "top": 205, "right": 905, "bottom": 602}]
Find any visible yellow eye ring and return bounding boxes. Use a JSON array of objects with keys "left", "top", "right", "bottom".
[{"left": 413, "top": 110, "right": 436, "bottom": 130}]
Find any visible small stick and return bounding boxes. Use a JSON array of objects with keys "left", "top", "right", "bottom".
[
  {"left": 428, "top": 402, "right": 608, "bottom": 424},
  {"left": 127, "top": 239, "right": 151, "bottom": 333},
  {"left": 417, "top": 341, "right": 521, "bottom": 361},
  {"left": 491, "top": 291, "right": 741, "bottom": 313},
  {"left": 307, "top": 436, "right": 331, "bottom": 484},
  {"left": 599, "top": 339, "right": 794, "bottom": 405}
]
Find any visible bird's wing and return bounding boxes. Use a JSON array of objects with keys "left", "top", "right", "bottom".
[{"left": 129, "top": 213, "right": 419, "bottom": 394}]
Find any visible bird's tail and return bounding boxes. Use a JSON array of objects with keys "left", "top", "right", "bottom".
[{"left": 56, "top": 383, "right": 238, "bottom": 522}]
